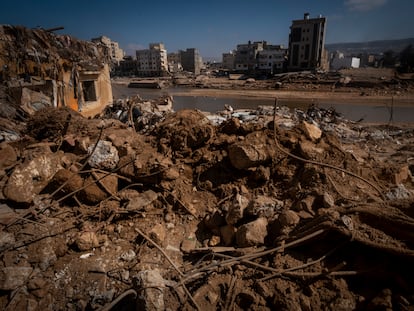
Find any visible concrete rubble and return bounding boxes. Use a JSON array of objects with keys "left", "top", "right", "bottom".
[
  {"left": 0, "top": 25, "right": 414, "bottom": 311},
  {"left": 0, "top": 96, "right": 412, "bottom": 310}
]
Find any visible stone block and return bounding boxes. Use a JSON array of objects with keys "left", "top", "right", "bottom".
[{"left": 235, "top": 217, "right": 268, "bottom": 247}]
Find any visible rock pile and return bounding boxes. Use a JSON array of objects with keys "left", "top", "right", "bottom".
[{"left": 0, "top": 102, "right": 413, "bottom": 310}]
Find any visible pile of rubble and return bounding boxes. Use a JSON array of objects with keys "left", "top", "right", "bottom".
[
  {"left": 0, "top": 97, "right": 413, "bottom": 310},
  {"left": 0, "top": 25, "right": 112, "bottom": 119}
]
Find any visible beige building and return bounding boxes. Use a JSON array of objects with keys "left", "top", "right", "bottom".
[
  {"left": 180, "top": 48, "right": 203, "bottom": 75},
  {"left": 136, "top": 43, "right": 169, "bottom": 77},
  {"left": 167, "top": 52, "right": 183, "bottom": 73},
  {"left": 222, "top": 52, "right": 235, "bottom": 70},
  {"left": 232, "top": 41, "right": 286, "bottom": 74},
  {"left": 288, "top": 13, "right": 327, "bottom": 71},
  {"left": 1, "top": 25, "right": 113, "bottom": 116},
  {"left": 92, "top": 36, "right": 125, "bottom": 65},
  {"left": 234, "top": 41, "right": 266, "bottom": 72},
  {"left": 257, "top": 45, "right": 287, "bottom": 74}
]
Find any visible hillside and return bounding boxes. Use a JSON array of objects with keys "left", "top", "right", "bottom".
[{"left": 326, "top": 38, "right": 414, "bottom": 55}]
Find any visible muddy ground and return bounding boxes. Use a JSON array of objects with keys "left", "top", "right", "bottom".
[{"left": 0, "top": 96, "right": 414, "bottom": 310}]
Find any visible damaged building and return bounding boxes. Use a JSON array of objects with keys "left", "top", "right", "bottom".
[{"left": 0, "top": 25, "right": 113, "bottom": 117}]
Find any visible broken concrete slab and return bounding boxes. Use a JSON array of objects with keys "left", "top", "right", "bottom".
[
  {"left": 87, "top": 140, "right": 119, "bottom": 170},
  {"left": 4, "top": 152, "right": 63, "bottom": 203},
  {"left": 228, "top": 131, "right": 276, "bottom": 170},
  {"left": 228, "top": 143, "right": 271, "bottom": 170},
  {"left": 235, "top": 217, "right": 268, "bottom": 247},
  {"left": 301, "top": 120, "right": 322, "bottom": 141},
  {"left": 20, "top": 88, "right": 52, "bottom": 115}
]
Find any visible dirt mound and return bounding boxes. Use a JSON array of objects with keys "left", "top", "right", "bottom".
[
  {"left": 156, "top": 109, "right": 215, "bottom": 156},
  {"left": 0, "top": 105, "right": 413, "bottom": 310}
]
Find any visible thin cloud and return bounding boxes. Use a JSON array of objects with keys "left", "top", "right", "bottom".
[{"left": 345, "top": 0, "right": 387, "bottom": 11}]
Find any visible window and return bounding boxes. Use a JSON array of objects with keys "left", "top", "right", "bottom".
[
  {"left": 304, "top": 44, "right": 310, "bottom": 60},
  {"left": 291, "top": 28, "right": 301, "bottom": 42},
  {"left": 292, "top": 45, "right": 299, "bottom": 66},
  {"left": 82, "top": 81, "right": 97, "bottom": 102}
]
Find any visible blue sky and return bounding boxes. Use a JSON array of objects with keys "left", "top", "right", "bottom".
[{"left": 1, "top": 0, "right": 413, "bottom": 60}]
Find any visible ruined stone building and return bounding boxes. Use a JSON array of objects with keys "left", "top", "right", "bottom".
[
  {"left": 288, "top": 13, "right": 329, "bottom": 71},
  {"left": 91, "top": 35, "right": 125, "bottom": 66},
  {"left": 115, "top": 56, "right": 138, "bottom": 76},
  {"left": 257, "top": 45, "right": 287, "bottom": 74},
  {"left": 233, "top": 41, "right": 287, "bottom": 75},
  {"left": 234, "top": 41, "right": 265, "bottom": 72},
  {"left": 0, "top": 25, "right": 113, "bottom": 116},
  {"left": 222, "top": 51, "right": 235, "bottom": 70},
  {"left": 136, "top": 43, "right": 168, "bottom": 77},
  {"left": 179, "top": 48, "right": 203, "bottom": 75},
  {"left": 167, "top": 52, "right": 183, "bottom": 74}
]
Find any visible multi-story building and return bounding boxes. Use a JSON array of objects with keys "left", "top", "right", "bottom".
[
  {"left": 115, "top": 56, "right": 137, "bottom": 76},
  {"left": 180, "top": 48, "right": 203, "bottom": 75},
  {"left": 288, "top": 13, "right": 327, "bottom": 71},
  {"left": 234, "top": 41, "right": 266, "bottom": 72},
  {"left": 257, "top": 45, "right": 287, "bottom": 74},
  {"left": 167, "top": 52, "right": 183, "bottom": 73},
  {"left": 91, "top": 36, "right": 125, "bottom": 65},
  {"left": 222, "top": 52, "right": 235, "bottom": 70},
  {"left": 232, "top": 41, "right": 286, "bottom": 75},
  {"left": 136, "top": 43, "right": 168, "bottom": 77}
]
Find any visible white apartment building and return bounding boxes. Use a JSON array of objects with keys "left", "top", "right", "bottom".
[
  {"left": 234, "top": 41, "right": 265, "bottom": 72},
  {"left": 257, "top": 46, "right": 287, "bottom": 74},
  {"left": 136, "top": 43, "right": 168, "bottom": 77},
  {"left": 232, "top": 41, "right": 286, "bottom": 74}
]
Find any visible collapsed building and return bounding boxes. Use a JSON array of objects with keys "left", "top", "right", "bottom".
[{"left": 0, "top": 25, "right": 113, "bottom": 116}]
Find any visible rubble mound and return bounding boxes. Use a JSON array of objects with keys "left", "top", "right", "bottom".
[
  {"left": 156, "top": 109, "right": 215, "bottom": 154},
  {"left": 26, "top": 107, "right": 85, "bottom": 141},
  {"left": 0, "top": 103, "right": 414, "bottom": 310}
]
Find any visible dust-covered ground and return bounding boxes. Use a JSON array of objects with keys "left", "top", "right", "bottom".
[{"left": 0, "top": 95, "right": 414, "bottom": 310}]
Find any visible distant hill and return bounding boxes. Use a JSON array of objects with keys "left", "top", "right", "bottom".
[{"left": 326, "top": 38, "right": 414, "bottom": 56}]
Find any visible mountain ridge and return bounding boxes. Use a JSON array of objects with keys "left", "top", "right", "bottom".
[{"left": 326, "top": 38, "right": 414, "bottom": 55}]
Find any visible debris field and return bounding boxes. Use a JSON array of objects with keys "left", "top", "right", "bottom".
[
  {"left": 0, "top": 97, "right": 414, "bottom": 310},
  {"left": 0, "top": 22, "right": 414, "bottom": 311}
]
